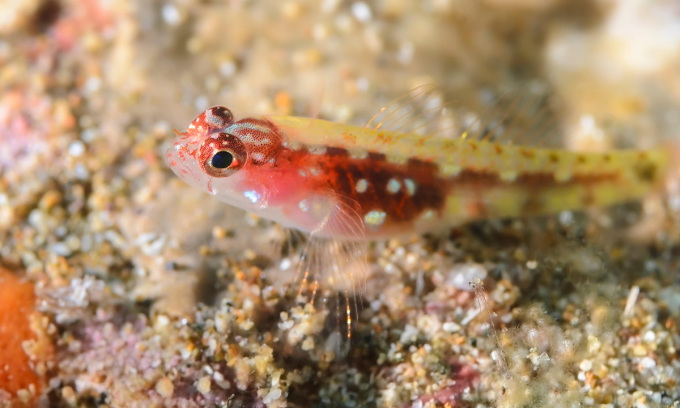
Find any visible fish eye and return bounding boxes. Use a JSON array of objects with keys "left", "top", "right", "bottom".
[
  {"left": 211, "top": 151, "right": 234, "bottom": 169},
  {"left": 199, "top": 133, "right": 247, "bottom": 178}
]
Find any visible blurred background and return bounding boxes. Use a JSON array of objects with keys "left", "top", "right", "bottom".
[{"left": 1, "top": 0, "right": 680, "bottom": 407}]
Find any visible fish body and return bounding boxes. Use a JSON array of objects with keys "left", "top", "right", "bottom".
[
  {"left": 166, "top": 106, "right": 669, "bottom": 241},
  {"left": 166, "top": 98, "right": 671, "bottom": 343}
]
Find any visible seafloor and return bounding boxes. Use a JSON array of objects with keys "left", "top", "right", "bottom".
[{"left": 1, "top": 0, "right": 680, "bottom": 407}]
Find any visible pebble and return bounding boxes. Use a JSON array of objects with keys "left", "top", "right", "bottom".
[
  {"left": 68, "top": 141, "right": 85, "bottom": 157},
  {"left": 639, "top": 357, "right": 656, "bottom": 370},
  {"left": 155, "top": 377, "right": 174, "bottom": 398},
  {"left": 196, "top": 376, "right": 211, "bottom": 395},
  {"left": 632, "top": 344, "right": 647, "bottom": 357},
  {"left": 162, "top": 4, "right": 181, "bottom": 26},
  {"left": 642, "top": 330, "right": 656, "bottom": 343},
  {"left": 263, "top": 388, "right": 282, "bottom": 403},
  {"left": 50, "top": 242, "right": 72, "bottom": 257},
  {"left": 351, "top": 2, "right": 372, "bottom": 22},
  {"left": 61, "top": 386, "right": 77, "bottom": 405},
  {"left": 579, "top": 359, "right": 593, "bottom": 371},
  {"left": 442, "top": 322, "right": 461, "bottom": 333}
]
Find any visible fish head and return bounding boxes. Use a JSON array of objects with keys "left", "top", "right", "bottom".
[{"left": 166, "top": 106, "right": 283, "bottom": 211}]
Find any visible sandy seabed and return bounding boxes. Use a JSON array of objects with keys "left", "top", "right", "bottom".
[{"left": 1, "top": 0, "right": 680, "bottom": 407}]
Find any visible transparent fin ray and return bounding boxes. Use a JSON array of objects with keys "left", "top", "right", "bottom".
[
  {"left": 363, "top": 81, "right": 566, "bottom": 148},
  {"left": 292, "top": 197, "right": 367, "bottom": 347},
  {"left": 364, "top": 83, "right": 451, "bottom": 138}
]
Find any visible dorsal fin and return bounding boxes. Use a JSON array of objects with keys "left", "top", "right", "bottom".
[
  {"left": 363, "top": 81, "right": 566, "bottom": 148},
  {"left": 474, "top": 81, "right": 564, "bottom": 148},
  {"left": 363, "top": 83, "right": 452, "bottom": 137}
]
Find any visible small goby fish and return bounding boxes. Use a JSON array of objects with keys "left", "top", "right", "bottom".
[{"left": 166, "top": 99, "right": 669, "bottom": 241}]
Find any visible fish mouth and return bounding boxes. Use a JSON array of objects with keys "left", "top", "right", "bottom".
[
  {"left": 165, "top": 141, "right": 186, "bottom": 174},
  {"left": 165, "top": 140, "right": 200, "bottom": 183}
]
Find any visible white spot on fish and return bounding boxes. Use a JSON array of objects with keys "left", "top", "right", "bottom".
[
  {"left": 244, "top": 190, "right": 261, "bottom": 204},
  {"left": 419, "top": 209, "right": 435, "bottom": 220},
  {"left": 240, "top": 133, "right": 256, "bottom": 144},
  {"left": 283, "top": 140, "right": 302, "bottom": 150},
  {"left": 356, "top": 179, "right": 368, "bottom": 193},
  {"left": 386, "top": 178, "right": 401, "bottom": 194},
  {"left": 251, "top": 152, "right": 265, "bottom": 162},
  {"left": 309, "top": 167, "right": 322, "bottom": 176},
  {"left": 299, "top": 169, "right": 307, "bottom": 178},
  {"left": 386, "top": 154, "right": 407, "bottom": 165},
  {"left": 364, "top": 210, "right": 386, "bottom": 228},
  {"left": 554, "top": 170, "right": 572, "bottom": 183},
  {"left": 404, "top": 178, "right": 416, "bottom": 196},
  {"left": 238, "top": 122, "right": 271, "bottom": 134},
  {"left": 205, "top": 109, "right": 227, "bottom": 127},
  {"left": 307, "top": 145, "right": 327, "bottom": 155},
  {"left": 348, "top": 148, "right": 369, "bottom": 160},
  {"left": 440, "top": 164, "right": 462, "bottom": 177},
  {"left": 241, "top": 134, "right": 271, "bottom": 146},
  {"left": 299, "top": 199, "right": 309, "bottom": 212},
  {"left": 499, "top": 170, "right": 518, "bottom": 182}
]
